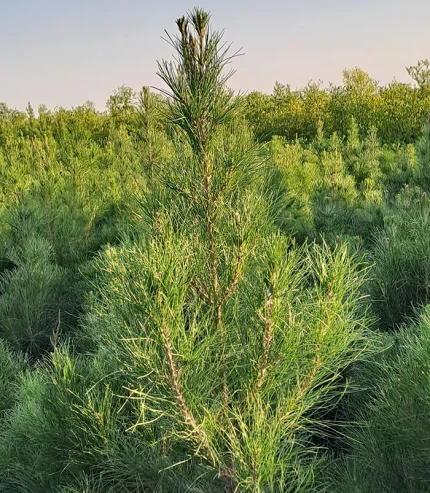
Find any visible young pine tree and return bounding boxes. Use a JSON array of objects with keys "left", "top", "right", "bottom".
[{"left": 85, "top": 8, "right": 371, "bottom": 491}]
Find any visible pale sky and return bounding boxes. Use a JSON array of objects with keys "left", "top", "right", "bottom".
[{"left": 1, "top": 0, "right": 430, "bottom": 111}]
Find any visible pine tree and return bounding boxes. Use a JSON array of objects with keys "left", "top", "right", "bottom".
[{"left": 96, "top": 8, "right": 372, "bottom": 491}]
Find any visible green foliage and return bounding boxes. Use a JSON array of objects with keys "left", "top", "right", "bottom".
[
  {"left": 407, "top": 59, "right": 430, "bottom": 89},
  {"left": 0, "top": 82, "right": 171, "bottom": 360},
  {"left": 0, "top": 236, "right": 75, "bottom": 357},
  {"left": 76, "top": 231, "right": 371, "bottom": 492},
  {"left": 0, "top": 347, "right": 216, "bottom": 492},
  {"left": 1, "top": 6, "right": 430, "bottom": 493},
  {"left": 244, "top": 67, "right": 430, "bottom": 145},
  {"left": 65, "top": 9, "right": 373, "bottom": 492},
  {"left": 415, "top": 121, "right": 430, "bottom": 190},
  {"left": 270, "top": 129, "right": 385, "bottom": 246},
  {"left": 0, "top": 341, "right": 25, "bottom": 421},
  {"left": 333, "top": 307, "right": 430, "bottom": 492},
  {"left": 379, "top": 142, "right": 417, "bottom": 197},
  {"left": 370, "top": 187, "right": 430, "bottom": 328}
]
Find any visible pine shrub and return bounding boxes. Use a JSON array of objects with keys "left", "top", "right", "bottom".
[
  {"left": 370, "top": 186, "right": 430, "bottom": 328},
  {"left": 0, "top": 236, "right": 75, "bottom": 356},
  {"left": 333, "top": 307, "right": 430, "bottom": 492}
]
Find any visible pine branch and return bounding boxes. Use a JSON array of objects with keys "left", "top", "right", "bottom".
[
  {"left": 161, "top": 321, "right": 215, "bottom": 464},
  {"left": 190, "top": 279, "right": 212, "bottom": 305},
  {"left": 254, "top": 287, "right": 275, "bottom": 394}
]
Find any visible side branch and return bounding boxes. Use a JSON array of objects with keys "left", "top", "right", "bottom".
[
  {"left": 254, "top": 288, "right": 275, "bottom": 394},
  {"left": 161, "top": 322, "right": 215, "bottom": 464},
  {"left": 164, "top": 180, "right": 198, "bottom": 204}
]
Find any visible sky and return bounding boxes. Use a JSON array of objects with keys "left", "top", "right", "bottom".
[{"left": 1, "top": 0, "right": 430, "bottom": 111}]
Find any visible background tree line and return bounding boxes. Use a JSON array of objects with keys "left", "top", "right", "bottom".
[{"left": 245, "top": 61, "right": 430, "bottom": 143}]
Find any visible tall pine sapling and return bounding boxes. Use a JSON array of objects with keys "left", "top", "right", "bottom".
[{"left": 70, "top": 8, "right": 372, "bottom": 491}]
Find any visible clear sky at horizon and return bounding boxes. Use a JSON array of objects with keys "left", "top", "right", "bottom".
[{"left": 1, "top": 0, "right": 430, "bottom": 111}]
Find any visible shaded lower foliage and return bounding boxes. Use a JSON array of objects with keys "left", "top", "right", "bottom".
[
  {"left": 370, "top": 187, "right": 430, "bottom": 328},
  {"left": 332, "top": 307, "right": 430, "bottom": 492}
]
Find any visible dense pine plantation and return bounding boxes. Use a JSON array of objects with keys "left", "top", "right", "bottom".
[{"left": 1, "top": 8, "right": 430, "bottom": 492}]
